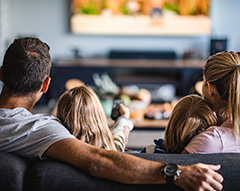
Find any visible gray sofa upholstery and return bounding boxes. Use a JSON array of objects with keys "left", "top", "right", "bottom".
[{"left": 0, "top": 152, "right": 240, "bottom": 191}]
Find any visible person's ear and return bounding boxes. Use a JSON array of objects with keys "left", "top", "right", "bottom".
[
  {"left": 206, "top": 82, "right": 217, "bottom": 96},
  {"left": 41, "top": 77, "right": 51, "bottom": 93}
]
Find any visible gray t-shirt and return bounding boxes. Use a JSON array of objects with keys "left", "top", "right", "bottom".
[{"left": 0, "top": 107, "right": 75, "bottom": 160}]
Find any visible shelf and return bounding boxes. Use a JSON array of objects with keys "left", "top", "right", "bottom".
[
  {"left": 50, "top": 58, "right": 203, "bottom": 103},
  {"left": 55, "top": 58, "right": 205, "bottom": 69}
]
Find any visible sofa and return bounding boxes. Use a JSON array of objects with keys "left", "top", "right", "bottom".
[{"left": 0, "top": 152, "right": 239, "bottom": 191}]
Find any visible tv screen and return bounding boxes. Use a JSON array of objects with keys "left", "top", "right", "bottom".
[{"left": 70, "top": 0, "right": 211, "bottom": 36}]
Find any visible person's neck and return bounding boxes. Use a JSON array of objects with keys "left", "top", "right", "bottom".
[{"left": 0, "top": 88, "right": 38, "bottom": 111}]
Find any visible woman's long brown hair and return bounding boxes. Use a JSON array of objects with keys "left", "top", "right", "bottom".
[{"left": 203, "top": 51, "right": 240, "bottom": 140}]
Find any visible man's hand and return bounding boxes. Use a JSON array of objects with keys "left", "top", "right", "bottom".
[{"left": 176, "top": 163, "right": 223, "bottom": 191}]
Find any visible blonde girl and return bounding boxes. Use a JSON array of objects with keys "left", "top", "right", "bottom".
[
  {"left": 56, "top": 85, "right": 133, "bottom": 152},
  {"left": 185, "top": 51, "right": 240, "bottom": 153},
  {"left": 163, "top": 94, "right": 218, "bottom": 153},
  {"left": 141, "top": 94, "right": 217, "bottom": 154}
]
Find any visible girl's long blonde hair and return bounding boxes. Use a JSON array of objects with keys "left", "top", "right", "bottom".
[
  {"left": 203, "top": 51, "right": 240, "bottom": 139},
  {"left": 56, "top": 85, "right": 117, "bottom": 151},
  {"left": 163, "top": 94, "right": 218, "bottom": 153}
]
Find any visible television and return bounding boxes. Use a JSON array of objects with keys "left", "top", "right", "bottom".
[{"left": 70, "top": 0, "right": 211, "bottom": 36}]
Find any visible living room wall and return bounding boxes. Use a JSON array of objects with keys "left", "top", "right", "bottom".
[{"left": 0, "top": 0, "right": 240, "bottom": 61}]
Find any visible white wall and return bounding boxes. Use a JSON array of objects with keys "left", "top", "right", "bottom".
[
  {"left": 210, "top": 0, "right": 240, "bottom": 52},
  {"left": 0, "top": 0, "right": 10, "bottom": 59},
  {"left": 1, "top": 0, "right": 240, "bottom": 61}
]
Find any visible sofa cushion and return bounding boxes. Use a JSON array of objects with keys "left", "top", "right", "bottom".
[{"left": 0, "top": 152, "right": 32, "bottom": 191}]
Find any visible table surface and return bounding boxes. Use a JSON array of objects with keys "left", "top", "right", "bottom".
[{"left": 133, "top": 118, "right": 168, "bottom": 128}]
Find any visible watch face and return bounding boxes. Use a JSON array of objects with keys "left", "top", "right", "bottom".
[{"left": 164, "top": 163, "right": 178, "bottom": 176}]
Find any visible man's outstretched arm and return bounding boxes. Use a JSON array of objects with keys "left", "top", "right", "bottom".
[{"left": 44, "top": 138, "right": 223, "bottom": 191}]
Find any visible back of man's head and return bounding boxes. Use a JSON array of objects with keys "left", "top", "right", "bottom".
[{"left": 1, "top": 37, "right": 51, "bottom": 96}]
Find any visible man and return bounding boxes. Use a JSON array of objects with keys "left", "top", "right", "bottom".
[{"left": 0, "top": 37, "right": 223, "bottom": 191}]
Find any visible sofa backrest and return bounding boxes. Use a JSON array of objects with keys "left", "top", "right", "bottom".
[
  {"left": 1, "top": 152, "right": 240, "bottom": 191},
  {"left": 29, "top": 158, "right": 179, "bottom": 191},
  {"left": 132, "top": 153, "right": 240, "bottom": 191},
  {"left": 0, "top": 152, "right": 32, "bottom": 191},
  {"left": 29, "top": 153, "right": 240, "bottom": 191}
]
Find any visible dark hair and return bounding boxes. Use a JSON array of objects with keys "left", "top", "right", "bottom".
[{"left": 1, "top": 37, "right": 51, "bottom": 96}]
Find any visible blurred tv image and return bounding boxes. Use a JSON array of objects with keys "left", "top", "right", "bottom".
[{"left": 71, "top": 0, "right": 211, "bottom": 36}]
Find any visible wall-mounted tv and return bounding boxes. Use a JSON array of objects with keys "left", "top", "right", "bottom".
[{"left": 71, "top": 0, "right": 211, "bottom": 36}]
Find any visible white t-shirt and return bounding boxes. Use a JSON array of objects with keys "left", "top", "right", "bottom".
[
  {"left": 185, "top": 120, "right": 240, "bottom": 154},
  {"left": 0, "top": 107, "right": 75, "bottom": 160}
]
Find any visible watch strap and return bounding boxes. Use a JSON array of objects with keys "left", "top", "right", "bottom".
[{"left": 166, "top": 174, "right": 175, "bottom": 185}]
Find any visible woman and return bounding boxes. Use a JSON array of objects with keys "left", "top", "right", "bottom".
[
  {"left": 56, "top": 85, "right": 133, "bottom": 152},
  {"left": 184, "top": 51, "right": 240, "bottom": 153}
]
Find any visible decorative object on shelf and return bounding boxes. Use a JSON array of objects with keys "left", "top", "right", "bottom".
[
  {"left": 92, "top": 73, "right": 120, "bottom": 116},
  {"left": 128, "top": 100, "right": 149, "bottom": 122},
  {"left": 92, "top": 73, "right": 120, "bottom": 98},
  {"left": 144, "top": 102, "right": 174, "bottom": 120},
  {"left": 117, "top": 85, "right": 152, "bottom": 122}
]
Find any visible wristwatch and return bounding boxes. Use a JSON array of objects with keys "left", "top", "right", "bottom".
[{"left": 163, "top": 163, "right": 181, "bottom": 185}]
